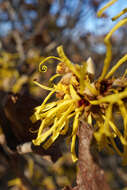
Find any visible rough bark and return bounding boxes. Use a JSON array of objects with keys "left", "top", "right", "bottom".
[
  {"left": 76, "top": 122, "right": 111, "bottom": 190},
  {"left": 63, "top": 121, "right": 111, "bottom": 190}
]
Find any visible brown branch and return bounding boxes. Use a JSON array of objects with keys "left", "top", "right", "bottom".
[
  {"left": 4, "top": 1, "right": 25, "bottom": 61},
  {"left": 76, "top": 121, "right": 111, "bottom": 190},
  {"left": 63, "top": 121, "right": 111, "bottom": 190},
  {"left": 0, "top": 131, "right": 33, "bottom": 190}
]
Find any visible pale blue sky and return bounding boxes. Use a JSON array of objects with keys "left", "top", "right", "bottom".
[
  {"left": 0, "top": 0, "right": 126, "bottom": 39},
  {"left": 50, "top": 0, "right": 127, "bottom": 39}
]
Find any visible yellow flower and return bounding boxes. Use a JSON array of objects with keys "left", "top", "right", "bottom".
[{"left": 31, "top": 0, "right": 127, "bottom": 164}]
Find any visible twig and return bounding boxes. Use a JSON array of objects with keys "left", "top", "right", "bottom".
[
  {"left": 76, "top": 121, "right": 111, "bottom": 190},
  {"left": 5, "top": 1, "right": 25, "bottom": 61}
]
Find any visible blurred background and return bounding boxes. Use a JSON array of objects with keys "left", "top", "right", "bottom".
[
  {"left": 0, "top": 0, "right": 127, "bottom": 189},
  {"left": 0, "top": 0, "right": 127, "bottom": 95}
]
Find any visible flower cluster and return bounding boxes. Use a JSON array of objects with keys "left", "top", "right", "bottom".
[{"left": 31, "top": 0, "right": 127, "bottom": 164}]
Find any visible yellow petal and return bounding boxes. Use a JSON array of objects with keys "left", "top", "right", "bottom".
[
  {"left": 112, "top": 8, "right": 127, "bottom": 21},
  {"left": 97, "top": 0, "right": 117, "bottom": 17},
  {"left": 70, "top": 84, "right": 80, "bottom": 100},
  {"left": 105, "top": 54, "right": 127, "bottom": 79},
  {"left": 33, "top": 80, "right": 53, "bottom": 91},
  {"left": 90, "top": 88, "right": 127, "bottom": 104},
  {"left": 57, "top": 46, "right": 80, "bottom": 78},
  {"left": 39, "top": 56, "right": 62, "bottom": 72},
  {"left": 71, "top": 135, "right": 78, "bottom": 162}
]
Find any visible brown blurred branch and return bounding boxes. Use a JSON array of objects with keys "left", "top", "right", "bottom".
[
  {"left": 0, "top": 92, "right": 63, "bottom": 162},
  {"left": 4, "top": 1, "right": 25, "bottom": 61},
  {"left": 0, "top": 132, "right": 33, "bottom": 190},
  {"left": 0, "top": 91, "right": 63, "bottom": 188}
]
